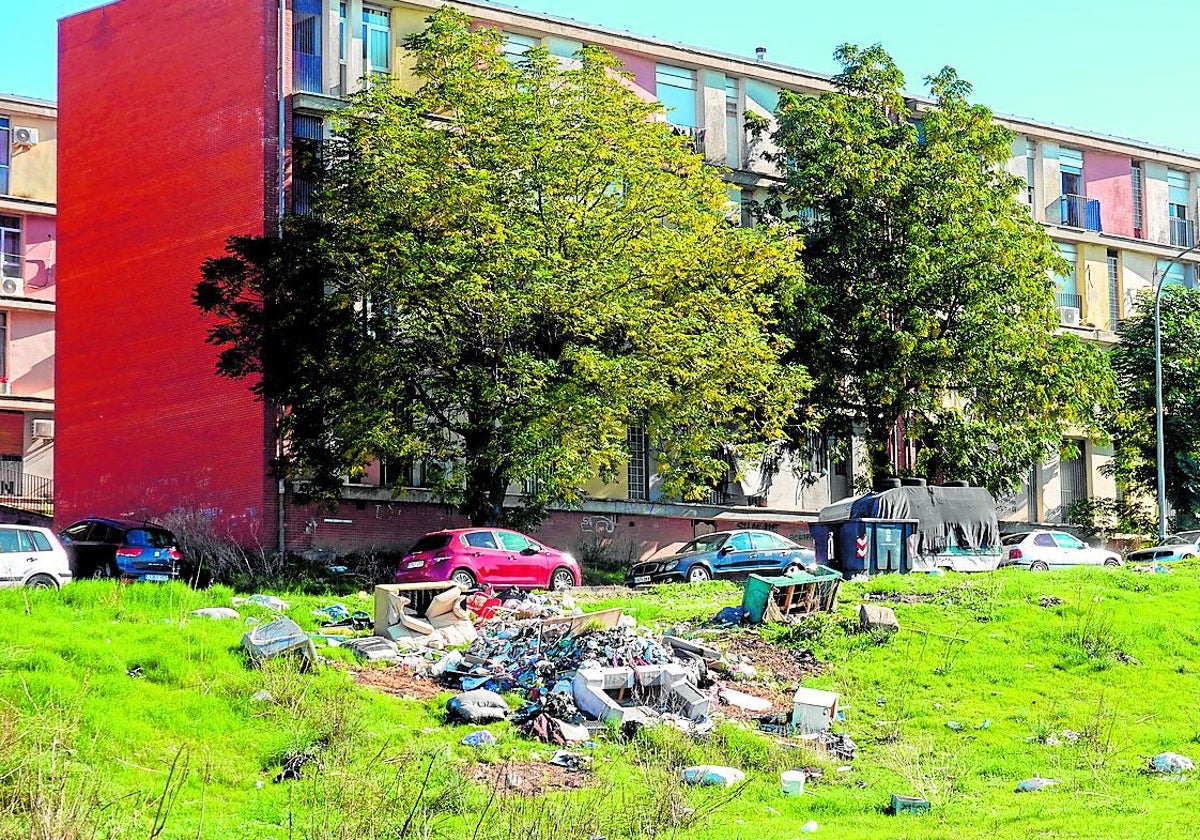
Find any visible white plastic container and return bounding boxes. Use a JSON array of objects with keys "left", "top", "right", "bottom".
[{"left": 781, "top": 770, "right": 806, "bottom": 796}]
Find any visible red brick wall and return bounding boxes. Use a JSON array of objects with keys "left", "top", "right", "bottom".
[
  {"left": 285, "top": 498, "right": 813, "bottom": 564},
  {"left": 56, "top": 0, "right": 279, "bottom": 539}
]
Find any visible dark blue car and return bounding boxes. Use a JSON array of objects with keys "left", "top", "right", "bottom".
[
  {"left": 59, "top": 517, "right": 182, "bottom": 582},
  {"left": 626, "top": 529, "right": 816, "bottom": 586}
]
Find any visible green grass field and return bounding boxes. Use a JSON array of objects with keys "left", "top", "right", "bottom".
[{"left": 2, "top": 566, "right": 1200, "bottom": 838}]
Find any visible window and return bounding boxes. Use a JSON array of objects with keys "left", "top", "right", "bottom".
[
  {"left": 0, "top": 215, "right": 19, "bottom": 281},
  {"left": 1059, "top": 148, "right": 1083, "bottom": 197},
  {"left": 1060, "top": 442, "right": 1088, "bottom": 516},
  {"left": 501, "top": 32, "right": 539, "bottom": 63},
  {"left": 0, "top": 313, "right": 8, "bottom": 381},
  {"left": 0, "top": 528, "right": 19, "bottom": 553},
  {"left": 655, "top": 64, "right": 698, "bottom": 128},
  {"left": 1055, "top": 242, "right": 1079, "bottom": 309},
  {"left": 1033, "top": 533, "right": 1056, "bottom": 548},
  {"left": 292, "top": 0, "right": 323, "bottom": 93},
  {"left": 362, "top": 7, "right": 391, "bottom": 76},
  {"left": 497, "top": 531, "right": 529, "bottom": 552},
  {"left": 463, "top": 531, "right": 498, "bottom": 549},
  {"left": 28, "top": 530, "right": 51, "bottom": 552},
  {"left": 1053, "top": 532, "right": 1085, "bottom": 550},
  {"left": 0, "top": 117, "right": 8, "bottom": 195},
  {"left": 725, "top": 533, "right": 753, "bottom": 551},
  {"left": 1131, "top": 161, "right": 1144, "bottom": 237},
  {"left": 751, "top": 532, "right": 788, "bottom": 551},
  {"left": 725, "top": 78, "right": 740, "bottom": 168},
  {"left": 339, "top": 2, "right": 346, "bottom": 63},
  {"left": 627, "top": 425, "right": 649, "bottom": 502},
  {"left": 408, "top": 533, "right": 450, "bottom": 553},
  {"left": 61, "top": 522, "right": 91, "bottom": 541},
  {"left": 292, "top": 114, "right": 323, "bottom": 215},
  {"left": 1169, "top": 169, "right": 1193, "bottom": 247},
  {"left": 125, "top": 529, "right": 174, "bottom": 548},
  {"left": 1107, "top": 249, "right": 1120, "bottom": 329},
  {"left": 1024, "top": 139, "right": 1036, "bottom": 206},
  {"left": 1157, "top": 259, "right": 1194, "bottom": 289}
]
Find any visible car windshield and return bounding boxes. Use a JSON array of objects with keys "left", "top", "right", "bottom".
[
  {"left": 409, "top": 534, "right": 451, "bottom": 553},
  {"left": 679, "top": 534, "right": 729, "bottom": 554},
  {"left": 1163, "top": 532, "right": 1200, "bottom": 546},
  {"left": 125, "top": 528, "right": 175, "bottom": 548},
  {"left": 1001, "top": 534, "right": 1028, "bottom": 546}
]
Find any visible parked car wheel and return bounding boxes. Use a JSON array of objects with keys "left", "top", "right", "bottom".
[
  {"left": 450, "top": 568, "right": 477, "bottom": 589},
  {"left": 687, "top": 565, "right": 711, "bottom": 584},
  {"left": 1030, "top": 561, "right": 1049, "bottom": 572},
  {"left": 550, "top": 567, "right": 574, "bottom": 591},
  {"left": 1103, "top": 558, "right": 1121, "bottom": 567},
  {"left": 91, "top": 565, "right": 112, "bottom": 580},
  {"left": 25, "top": 574, "right": 58, "bottom": 589},
  {"left": 1182, "top": 554, "right": 1197, "bottom": 561}
]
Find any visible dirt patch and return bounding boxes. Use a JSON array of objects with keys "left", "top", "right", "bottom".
[
  {"left": 710, "top": 632, "right": 826, "bottom": 717},
  {"left": 863, "top": 591, "right": 935, "bottom": 605},
  {"left": 351, "top": 667, "right": 446, "bottom": 701},
  {"left": 470, "top": 761, "right": 594, "bottom": 796}
]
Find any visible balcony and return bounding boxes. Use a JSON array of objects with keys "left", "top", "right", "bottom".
[
  {"left": 1060, "top": 194, "right": 1102, "bottom": 232},
  {"left": 1056, "top": 291, "right": 1082, "bottom": 310},
  {"left": 294, "top": 51, "right": 323, "bottom": 94},
  {"left": 670, "top": 124, "right": 706, "bottom": 155},
  {"left": 0, "top": 472, "right": 52, "bottom": 517},
  {"left": 1170, "top": 217, "right": 1195, "bottom": 248}
]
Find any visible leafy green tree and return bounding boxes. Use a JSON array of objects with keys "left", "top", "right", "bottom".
[
  {"left": 758, "top": 44, "right": 1114, "bottom": 493},
  {"left": 1110, "top": 286, "right": 1200, "bottom": 529},
  {"left": 195, "top": 8, "right": 807, "bottom": 526}
]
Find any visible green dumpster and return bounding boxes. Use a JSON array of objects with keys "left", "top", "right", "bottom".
[{"left": 741, "top": 569, "right": 843, "bottom": 624}]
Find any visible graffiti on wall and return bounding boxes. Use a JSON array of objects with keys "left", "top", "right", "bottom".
[{"left": 580, "top": 515, "right": 617, "bottom": 535}]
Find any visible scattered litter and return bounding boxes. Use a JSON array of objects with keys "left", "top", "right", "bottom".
[
  {"left": 781, "top": 769, "right": 805, "bottom": 796},
  {"left": 714, "top": 606, "right": 747, "bottom": 625},
  {"left": 250, "top": 689, "right": 273, "bottom": 703},
  {"left": 1061, "top": 729, "right": 1081, "bottom": 743},
  {"left": 719, "top": 687, "right": 773, "bottom": 713},
  {"left": 800, "top": 820, "right": 819, "bottom": 833},
  {"left": 946, "top": 721, "right": 962, "bottom": 731},
  {"left": 273, "top": 752, "right": 316, "bottom": 783},
  {"left": 928, "top": 569, "right": 946, "bottom": 578},
  {"left": 446, "top": 689, "right": 510, "bottom": 724},
  {"left": 460, "top": 730, "right": 497, "bottom": 748},
  {"left": 343, "top": 636, "right": 400, "bottom": 662},
  {"left": 681, "top": 765, "right": 745, "bottom": 787},
  {"left": 817, "top": 731, "right": 858, "bottom": 762},
  {"left": 792, "top": 687, "right": 839, "bottom": 732},
  {"left": 1037, "top": 596, "right": 1062, "bottom": 609},
  {"left": 1150, "top": 752, "right": 1195, "bottom": 774},
  {"left": 549, "top": 750, "right": 591, "bottom": 770},
  {"left": 859, "top": 604, "right": 900, "bottom": 633},
  {"left": 242, "top": 618, "right": 317, "bottom": 669},
  {"left": 192, "top": 607, "right": 240, "bottom": 620},
  {"left": 742, "top": 571, "right": 841, "bottom": 624},
  {"left": 1015, "top": 776, "right": 1060, "bottom": 793},
  {"left": 247, "top": 594, "right": 290, "bottom": 612},
  {"left": 890, "top": 793, "right": 931, "bottom": 815},
  {"left": 976, "top": 719, "right": 991, "bottom": 730},
  {"left": 314, "top": 603, "right": 350, "bottom": 623},
  {"left": 729, "top": 661, "right": 757, "bottom": 681},
  {"left": 126, "top": 666, "right": 144, "bottom": 678}
]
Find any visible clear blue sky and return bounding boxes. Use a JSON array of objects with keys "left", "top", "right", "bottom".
[{"left": 3, "top": 0, "right": 1197, "bottom": 153}]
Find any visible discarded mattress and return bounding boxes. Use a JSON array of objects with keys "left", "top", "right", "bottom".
[{"left": 242, "top": 617, "right": 316, "bottom": 669}]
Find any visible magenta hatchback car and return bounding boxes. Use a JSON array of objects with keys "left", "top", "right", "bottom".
[{"left": 394, "top": 528, "right": 581, "bottom": 590}]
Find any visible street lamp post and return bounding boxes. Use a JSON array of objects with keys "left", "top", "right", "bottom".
[{"left": 1153, "top": 240, "right": 1200, "bottom": 541}]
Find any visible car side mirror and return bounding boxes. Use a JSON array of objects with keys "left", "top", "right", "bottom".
[
  {"left": 719, "top": 546, "right": 734, "bottom": 555},
  {"left": 520, "top": 546, "right": 539, "bottom": 556}
]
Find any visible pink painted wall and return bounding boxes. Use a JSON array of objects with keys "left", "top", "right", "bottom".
[
  {"left": 609, "top": 46, "right": 656, "bottom": 97},
  {"left": 22, "top": 215, "right": 55, "bottom": 302},
  {"left": 9, "top": 310, "right": 54, "bottom": 397},
  {"left": 1084, "top": 152, "right": 1133, "bottom": 238}
]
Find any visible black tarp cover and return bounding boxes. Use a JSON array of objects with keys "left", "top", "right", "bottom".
[{"left": 822, "top": 486, "right": 1000, "bottom": 555}]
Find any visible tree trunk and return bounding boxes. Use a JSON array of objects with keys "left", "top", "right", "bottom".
[{"left": 865, "top": 418, "right": 896, "bottom": 486}]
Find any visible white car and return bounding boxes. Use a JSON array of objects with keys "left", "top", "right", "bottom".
[
  {"left": 1002, "top": 530, "right": 1122, "bottom": 571},
  {"left": 0, "top": 525, "right": 73, "bottom": 589},
  {"left": 1126, "top": 531, "right": 1200, "bottom": 564}
]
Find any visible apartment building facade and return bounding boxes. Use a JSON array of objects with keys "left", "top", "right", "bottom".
[
  {"left": 0, "top": 94, "right": 55, "bottom": 521},
  {"left": 57, "top": 0, "right": 1200, "bottom": 558}
]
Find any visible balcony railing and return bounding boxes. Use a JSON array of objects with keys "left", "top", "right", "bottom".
[
  {"left": 1056, "top": 291, "right": 1082, "bottom": 310},
  {"left": 1170, "top": 217, "right": 1195, "bottom": 248},
  {"left": 0, "top": 472, "right": 52, "bottom": 517},
  {"left": 294, "top": 52, "right": 323, "bottom": 94},
  {"left": 670, "top": 124, "right": 706, "bottom": 155},
  {"left": 1060, "top": 194, "right": 1102, "bottom": 231}
]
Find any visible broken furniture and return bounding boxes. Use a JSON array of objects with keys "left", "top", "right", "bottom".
[
  {"left": 572, "top": 663, "right": 711, "bottom": 726},
  {"left": 791, "top": 686, "right": 839, "bottom": 733},
  {"left": 242, "top": 617, "right": 317, "bottom": 669},
  {"left": 373, "top": 582, "right": 477, "bottom": 649},
  {"left": 741, "top": 570, "right": 842, "bottom": 623}
]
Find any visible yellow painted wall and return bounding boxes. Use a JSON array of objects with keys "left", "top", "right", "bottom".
[
  {"left": 390, "top": 6, "right": 431, "bottom": 93},
  {"left": 582, "top": 466, "right": 630, "bottom": 499},
  {"left": 5, "top": 112, "right": 56, "bottom": 204},
  {"left": 1122, "top": 250, "right": 1155, "bottom": 316},
  {"left": 1080, "top": 244, "right": 1110, "bottom": 330}
]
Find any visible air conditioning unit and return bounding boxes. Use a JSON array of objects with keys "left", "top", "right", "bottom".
[
  {"left": 1058, "top": 306, "right": 1081, "bottom": 327},
  {"left": 0, "top": 277, "right": 22, "bottom": 296},
  {"left": 12, "top": 127, "right": 38, "bottom": 146},
  {"left": 32, "top": 419, "right": 54, "bottom": 439}
]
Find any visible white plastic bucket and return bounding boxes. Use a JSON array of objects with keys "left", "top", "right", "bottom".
[{"left": 781, "top": 770, "right": 806, "bottom": 796}]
